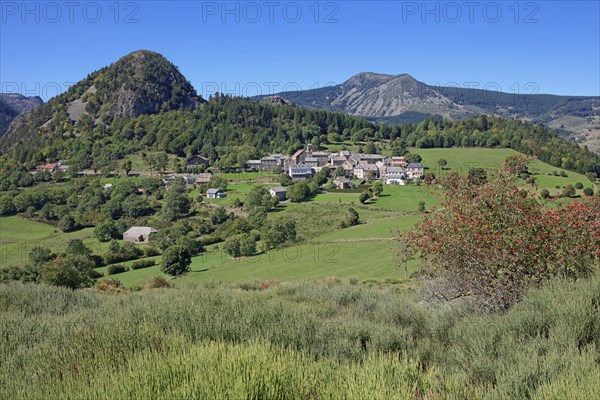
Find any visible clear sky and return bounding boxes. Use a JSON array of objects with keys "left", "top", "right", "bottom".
[{"left": 1, "top": 1, "right": 599, "bottom": 100}]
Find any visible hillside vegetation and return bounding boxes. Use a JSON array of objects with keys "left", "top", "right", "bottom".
[
  {"left": 0, "top": 51, "right": 597, "bottom": 180},
  {"left": 1, "top": 276, "right": 599, "bottom": 399}
]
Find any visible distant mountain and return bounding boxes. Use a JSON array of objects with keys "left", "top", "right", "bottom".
[
  {"left": 254, "top": 73, "right": 600, "bottom": 153},
  {"left": 1, "top": 50, "right": 203, "bottom": 150},
  {"left": 0, "top": 94, "right": 43, "bottom": 137}
]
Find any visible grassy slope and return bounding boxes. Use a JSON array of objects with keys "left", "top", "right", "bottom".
[
  {"left": 416, "top": 147, "right": 592, "bottom": 196},
  {"left": 0, "top": 217, "right": 111, "bottom": 267},
  {"left": 4, "top": 148, "right": 595, "bottom": 286}
]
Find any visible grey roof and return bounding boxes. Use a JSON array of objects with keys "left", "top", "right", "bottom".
[
  {"left": 290, "top": 164, "right": 313, "bottom": 174},
  {"left": 334, "top": 177, "right": 350, "bottom": 183},
  {"left": 304, "top": 157, "right": 319, "bottom": 162},
  {"left": 361, "top": 154, "right": 383, "bottom": 159},
  {"left": 269, "top": 186, "right": 287, "bottom": 193},
  {"left": 124, "top": 226, "right": 157, "bottom": 237},
  {"left": 407, "top": 163, "right": 423, "bottom": 169},
  {"left": 362, "top": 164, "right": 379, "bottom": 171},
  {"left": 207, "top": 188, "right": 222, "bottom": 194},
  {"left": 187, "top": 155, "right": 209, "bottom": 164},
  {"left": 386, "top": 166, "right": 405, "bottom": 174}
]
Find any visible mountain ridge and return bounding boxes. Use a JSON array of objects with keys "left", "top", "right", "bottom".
[
  {"left": 254, "top": 72, "right": 600, "bottom": 153},
  {"left": 0, "top": 94, "right": 44, "bottom": 138}
]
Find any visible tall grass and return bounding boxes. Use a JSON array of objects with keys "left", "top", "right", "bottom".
[{"left": 1, "top": 276, "right": 599, "bottom": 399}]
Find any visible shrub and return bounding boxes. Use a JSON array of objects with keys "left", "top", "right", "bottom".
[
  {"left": 107, "top": 264, "right": 128, "bottom": 275},
  {"left": 58, "top": 214, "right": 77, "bottom": 232},
  {"left": 223, "top": 233, "right": 257, "bottom": 257},
  {"left": 359, "top": 192, "right": 370, "bottom": 204},
  {"left": 95, "top": 278, "right": 124, "bottom": 292},
  {"left": 160, "top": 245, "right": 191, "bottom": 276},
  {"left": 562, "top": 184, "right": 576, "bottom": 198},
  {"left": 540, "top": 188, "right": 550, "bottom": 199},
  {"left": 575, "top": 182, "right": 584, "bottom": 189},
  {"left": 89, "top": 269, "right": 104, "bottom": 279},
  {"left": 341, "top": 207, "right": 360, "bottom": 228},
  {"left": 583, "top": 187, "right": 594, "bottom": 196},
  {"left": 144, "top": 247, "right": 161, "bottom": 257},
  {"left": 94, "top": 220, "right": 119, "bottom": 242},
  {"left": 401, "top": 163, "right": 600, "bottom": 311},
  {"left": 41, "top": 255, "right": 96, "bottom": 288},
  {"left": 145, "top": 276, "right": 174, "bottom": 288},
  {"left": 261, "top": 220, "right": 297, "bottom": 250},
  {"left": 131, "top": 259, "right": 156, "bottom": 270}
]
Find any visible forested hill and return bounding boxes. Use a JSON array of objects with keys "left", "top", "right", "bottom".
[
  {"left": 1, "top": 50, "right": 202, "bottom": 147},
  {"left": 2, "top": 94, "right": 599, "bottom": 177},
  {"left": 0, "top": 50, "right": 598, "bottom": 177}
]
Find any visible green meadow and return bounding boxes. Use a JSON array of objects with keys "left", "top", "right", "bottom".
[
  {"left": 0, "top": 217, "right": 110, "bottom": 267},
  {"left": 2, "top": 147, "right": 595, "bottom": 288}
]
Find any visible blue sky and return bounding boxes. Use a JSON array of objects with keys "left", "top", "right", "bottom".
[{"left": 1, "top": 1, "right": 599, "bottom": 100}]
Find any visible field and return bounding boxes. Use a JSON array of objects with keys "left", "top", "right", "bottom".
[
  {"left": 1, "top": 277, "right": 599, "bottom": 399},
  {"left": 416, "top": 147, "right": 592, "bottom": 196},
  {"left": 0, "top": 217, "right": 109, "bottom": 267},
  {"left": 2, "top": 148, "right": 596, "bottom": 288}
]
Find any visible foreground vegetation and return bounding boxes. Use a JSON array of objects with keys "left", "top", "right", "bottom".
[{"left": 1, "top": 277, "right": 599, "bottom": 399}]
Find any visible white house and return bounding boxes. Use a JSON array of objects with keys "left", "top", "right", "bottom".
[
  {"left": 289, "top": 164, "right": 314, "bottom": 180},
  {"left": 406, "top": 163, "right": 425, "bottom": 179},
  {"left": 353, "top": 163, "right": 378, "bottom": 179},
  {"left": 207, "top": 188, "right": 226, "bottom": 199},
  {"left": 385, "top": 167, "right": 408, "bottom": 185},
  {"left": 123, "top": 227, "right": 158, "bottom": 243}
]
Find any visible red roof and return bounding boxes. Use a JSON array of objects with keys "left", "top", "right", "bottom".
[{"left": 41, "top": 164, "right": 57, "bottom": 169}]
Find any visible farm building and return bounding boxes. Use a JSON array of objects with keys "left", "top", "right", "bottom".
[
  {"left": 186, "top": 155, "right": 210, "bottom": 169},
  {"left": 333, "top": 177, "right": 355, "bottom": 189},
  {"left": 123, "top": 227, "right": 158, "bottom": 243},
  {"left": 207, "top": 188, "right": 227, "bottom": 199},
  {"left": 268, "top": 186, "right": 287, "bottom": 201}
]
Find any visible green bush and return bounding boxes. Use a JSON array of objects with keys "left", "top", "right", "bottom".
[
  {"left": 131, "top": 259, "right": 156, "bottom": 270},
  {"left": 144, "top": 247, "right": 161, "bottom": 257},
  {"left": 107, "top": 264, "right": 128, "bottom": 275}
]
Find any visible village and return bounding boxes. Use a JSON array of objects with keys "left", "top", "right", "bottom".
[
  {"left": 33, "top": 145, "right": 426, "bottom": 204},
  {"left": 247, "top": 144, "right": 425, "bottom": 186},
  {"left": 163, "top": 145, "right": 426, "bottom": 201}
]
